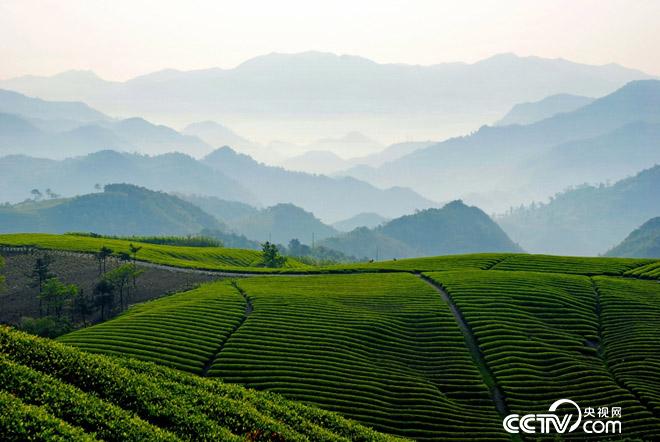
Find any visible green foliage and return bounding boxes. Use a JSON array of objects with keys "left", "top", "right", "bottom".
[
  {"left": 60, "top": 282, "right": 246, "bottom": 374},
  {"left": 426, "top": 270, "right": 660, "bottom": 439},
  {"left": 39, "top": 278, "right": 79, "bottom": 318},
  {"left": 0, "top": 183, "right": 225, "bottom": 236},
  {"left": 70, "top": 232, "right": 224, "bottom": 248},
  {"left": 0, "top": 233, "right": 309, "bottom": 272},
  {"left": 18, "top": 316, "right": 72, "bottom": 338},
  {"left": 0, "top": 256, "right": 5, "bottom": 294},
  {"left": 286, "top": 239, "right": 360, "bottom": 265},
  {"left": 260, "top": 242, "right": 286, "bottom": 268},
  {"left": 27, "top": 253, "right": 54, "bottom": 293},
  {"left": 0, "top": 390, "right": 95, "bottom": 441},
  {"left": 593, "top": 277, "right": 660, "bottom": 420},
  {"left": 0, "top": 327, "right": 403, "bottom": 441},
  {"left": 208, "top": 274, "right": 505, "bottom": 440}
]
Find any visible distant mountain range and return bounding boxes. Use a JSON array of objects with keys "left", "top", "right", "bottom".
[
  {"left": 180, "top": 194, "right": 337, "bottom": 245},
  {"left": 0, "top": 147, "right": 435, "bottom": 223},
  {"left": 494, "top": 93, "right": 595, "bottom": 126},
  {"left": 498, "top": 165, "right": 660, "bottom": 256},
  {"left": 0, "top": 150, "right": 256, "bottom": 205},
  {"left": 605, "top": 217, "right": 660, "bottom": 258},
  {"left": 202, "top": 147, "right": 435, "bottom": 222},
  {"left": 321, "top": 200, "right": 522, "bottom": 259},
  {"left": 0, "top": 184, "right": 223, "bottom": 236},
  {"left": 332, "top": 213, "right": 389, "bottom": 232},
  {"left": 0, "top": 89, "right": 212, "bottom": 158},
  {"left": 1, "top": 52, "right": 653, "bottom": 142},
  {"left": 347, "top": 80, "right": 660, "bottom": 212}
]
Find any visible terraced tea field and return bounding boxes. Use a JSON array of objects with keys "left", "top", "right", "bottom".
[
  {"left": 59, "top": 282, "right": 248, "bottom": 373},
  {"left": 426, "top": 270, "right": 660, "bottom": 439},
  {"left": 593, "top": 277, "right": 660, "bottom": 418},
  {"left": 0, "top": 233, "right": 309, "bottom": 272},
  {"left": 4, "top": 233, "right": 660, "bottom": 440},
  {"left": 0, "top": 327, "right": 402, "bottom": 441},
  {"left": 212, "top": 274, "right": 505, "bottom": 441}
]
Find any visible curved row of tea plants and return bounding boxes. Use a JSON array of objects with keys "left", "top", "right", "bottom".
[
  {"left": 209, "top": 273, "right": 507, "bottom": 441},
  {"left": 490, "top": 254, "right": 654, "bottom": 276},
  {"left": 594, "top": 276, "right": 660, "bottom": 418},
  {"left": 0, "top": 327, "right": 405, "bottom": 442},
  {"left": 426, "top": 270, "right": 660, "bottom": 439},
  {"left": 59, "top": 281, "right": 246, "bottom": 374},
  {"left": 624, "top": 261, "right": 660, "bottom": 279},
  {"left": 0, "top": 233, "right": 308, "bottom": 272}
]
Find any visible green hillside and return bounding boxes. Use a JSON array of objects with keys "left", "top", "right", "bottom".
[
  {"left": 0, "top": 233, "right": 308, "bottom": 272},
  {"left": 0, "top": 327, "right": 403, "bottom": 441},
  {"left": 230, "top": 203, "right": 338, "bottom": 245},
  {"left": 0, "top": 184, "right": 225, "bottom": 236},
  {"left": 606, "top": 217, "right": 660, "bottom": 258},
  {"left": 52, "top": 249, "right": 660, "bottom": 440},
  {"left": 321, "top": 201, "right": 522, "bottom": 260}
]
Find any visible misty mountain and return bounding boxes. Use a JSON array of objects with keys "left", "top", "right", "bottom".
[
  {"left": 202, "top": 147, "right": 435, "bottom": 222},
  {"left": 281, "top": 138, "right": 434, "bottom": 175},
  {"left": 494, "top": 93, "right": 594, "bottom": 126},
  {"left": 321, "top": 200, "right": 521, "bottom": 259},
  {"left": 103, "top": 117, "right": 211, "bottom": 156},
  {"left": 0, "top": 88, "right": 110, "bottom": 123},
  {"left": 182, "top": 121, "right": 267, "bottom": 160},
  {"left": 0, "top": 183, "right": 223, "bottom": 236},
  {"left": 519, "top": 121, "right": 660, "bottom": 197},
  {"left": 281, "top": 150, "right": 349, "bottom": 175},
  {"left": 0, "top": 113, "right": 133, "bottom": 158},
  {"left": 0, "top": 151, "right": 256, "bottom": 205},
  {"left": 1, "top": 52, "right": 652, "bottom": 142},
  {"left": 348, "top": 80, "right": 660, "bottom": 212},
  {"left": 605, "top": 217, "right": 660, "bottom": 258},
  {"left": 178, "top": 194, "right": 259, "bottom": 225},
  {"left": 332, "top": 213, "right": 389, "bottom": 232},
  {"left": 0, "top": 89, "right": 212, "bottom": 158},
  {"left": 229, "top": 203, "right": 338, "bottom": 245},
  {"left": 498, "top": 165, "right": 660, "bottom": 256}
]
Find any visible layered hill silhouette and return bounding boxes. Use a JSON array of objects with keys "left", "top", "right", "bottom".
[
  {"left": 0, "top": 184, "right": 223, "bottom": 235},
  {"left": 0, "top": 150, "right": 256, "bottom": 205},
  {"left": 332, "top": 212, "right": 389, "bottom": 232},
  {"left": 0, "top": 89, "right": 211, "bottom": 158},
  {"left": 1, "top": 52, "right": 652, "bottom": 139},
  {"left": 494, "top": 93, "right": 594, "bottom": 126},
  {"left": 606, "top": 217, "right": 660, "bottom": 258},
  {"left": 202, "top": 147, "right": 434, "bottom": 221},
  {"left": 0, "top": 148, "right": 433, "bottom": 223},
  {"left": 498, "top": 165, "right": 660, "bottom": 256},
  {"left": 321, "top": 200, "right": 522, "bottom": 259},
  {"left": 348, "top": 80, "right": 660, "bottom": 212}
]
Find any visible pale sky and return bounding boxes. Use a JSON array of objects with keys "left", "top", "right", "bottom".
[{"left": 1, "top": 0, "right": 660, "bottom": 81}]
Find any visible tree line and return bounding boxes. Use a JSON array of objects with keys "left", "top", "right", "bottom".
[{"left": 18, "top": 244, "right": 144, "bottom": 337}]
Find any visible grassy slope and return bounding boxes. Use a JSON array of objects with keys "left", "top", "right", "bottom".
[
  {"left": 0, "top": 233, "right": 309, "bottom": 272},
  {"left": 0, "top": 327, "right": 405, "bottom": 442}
]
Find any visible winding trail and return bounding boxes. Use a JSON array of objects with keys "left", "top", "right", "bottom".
[
  {"left": 200, "top": 282, "right": 253, "bottom": 377},
  {"left": 418, "top": 273, "right": 511, "bottom": 420}
]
